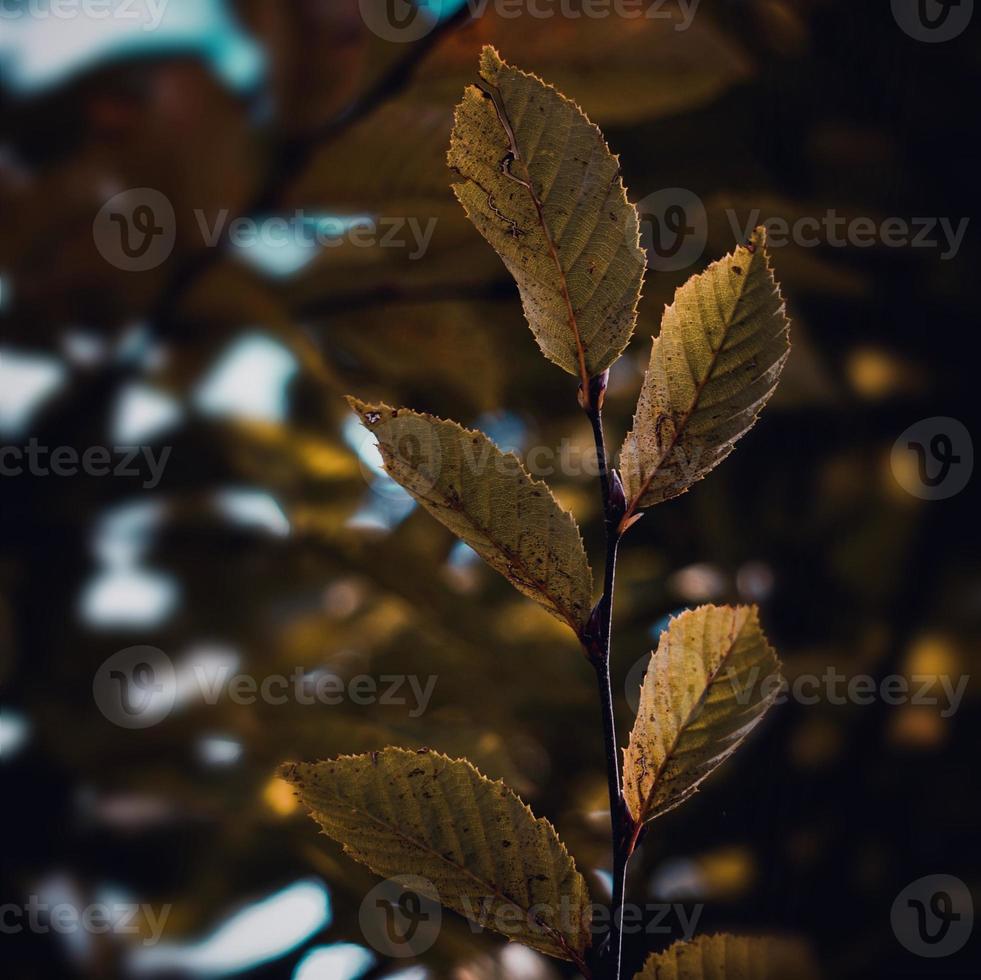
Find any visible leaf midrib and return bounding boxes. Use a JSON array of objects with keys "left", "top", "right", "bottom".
[
  {"left": 478, "top": 73, "right": 592, "bottom": 391},
  {"left": 386, "top": 445, "right": 588, "bottom": 634},
  {"left": 320, "top": 788, "right": 583, "bottom": 956}
]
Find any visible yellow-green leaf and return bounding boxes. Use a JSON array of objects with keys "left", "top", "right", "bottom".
[
  {"left": 448, "top": 46, "right": 645, "bottom": 385},
  {"left": 624, "top": 605, "right": 782, "bottom": 827},
  {"left": 635, "top": 933, "right": 820, "bottom": 979},
  {"left": 282, "top": 748, "right": 592, "bottom": 964},
  {"left": 619, "top": 228, "right": 790, "bottom": 514},
  {"left": 349, "top": 399, "right": 593, "bottom": 635}
]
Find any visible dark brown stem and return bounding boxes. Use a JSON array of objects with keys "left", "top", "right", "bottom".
[{"left": 580, "top": 372, "right": 632, "bottom": 980}]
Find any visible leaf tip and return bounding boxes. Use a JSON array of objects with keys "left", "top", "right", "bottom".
[
  {"left": 479, "top": 44, "right": 505, "bottom": 78},
  {"left": 278, "top": 761, "right": 307, "bottom": 796},
  {"left": 345, "top": 395, "right": 390, "bottom": 429}
]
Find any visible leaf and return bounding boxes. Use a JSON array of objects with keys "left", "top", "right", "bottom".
[
  {"left": 416, "top": 13, "right": 753, "bottom": 127},
  {"left": 634, "top": 933, "right": 820, "bottom": 979},
  {"left": 623, "top": 605, "right": 781, "bottom": 827},
  {"left": 294, "top": 100, "right": 457, "bottom": 207},
  {"left": 321, "top": 301, "right": 506, "bottom": 413},
  {"left": 448, "top": 46, "right": 646, "bottom": 385},
  {"left": 349, "top": 399, "right": 593, "bottom": 635},
  {"left": 619, "top": 228, "right": 790, "bottom": 514},
  {"left": 281, "top": 747, "right": 592, "bottom": 964}
]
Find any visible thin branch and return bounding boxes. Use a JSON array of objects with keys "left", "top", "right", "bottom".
[
  {"left": 479, "top": 75, "right": 593, "bottom": 402},
  {"left": 579, "top": 371, "right": 631, "bottom": 980},
  {"left": 150, "top": 4, "right": 475, "bottom": 337}
]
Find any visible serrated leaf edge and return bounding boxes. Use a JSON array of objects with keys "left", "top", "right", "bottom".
[
  {"left": 347, "top": 397, "right": 594, "bottom": 635},
  {"left": 625, "top": 604, "right": 783, "bottom": 829},
  {"left": 449, "top": 45, "right": 645, "bottom": 391},
  {"left": 281, "top": 747, "right": 592, "bottom": 966},
  {"left": 620, "top": 226, "right": 789, "bottom": 522}
]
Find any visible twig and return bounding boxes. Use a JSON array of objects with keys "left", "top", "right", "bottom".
[
  {"left": 151, "top": 4, "right": 475, "bottom": 337},
  {"left": 579, "top": 371, "right": 632, "bottom": 980}
]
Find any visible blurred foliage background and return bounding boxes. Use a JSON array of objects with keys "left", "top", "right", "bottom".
[{"left": 1, "top": 1, "right": 979, "bottom": 977}]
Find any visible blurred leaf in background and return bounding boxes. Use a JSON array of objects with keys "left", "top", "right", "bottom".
[{"left": 1, "top": 1, "right": 979, "bottom": 978}]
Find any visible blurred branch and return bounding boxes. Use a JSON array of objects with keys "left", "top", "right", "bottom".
[{"left": 152, "top": 3, "right": 475, "bottom": 337}]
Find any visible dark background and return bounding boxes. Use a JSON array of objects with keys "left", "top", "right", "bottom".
[{"left": 2, "top": 1, "right": 979, "bottom": 977}]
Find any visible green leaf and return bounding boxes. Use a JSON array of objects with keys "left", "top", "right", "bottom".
[
  {"left": 619, "top": 228, "right": 790, "bottom": 514},
  {"left": 448, "top": 46, "right": 646, "bottom": 385},
  {"left": 624, "top": 605, "right": 782, "bottom": 827},
  {"left": 634, "top": 933, "right": 820, "bottom": 979},
  {"left": 349, "top": 399, "right": 593, "bottom": 635},
  {"left": 281, "top": 747, "right": 592, "bottom": 964}
]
